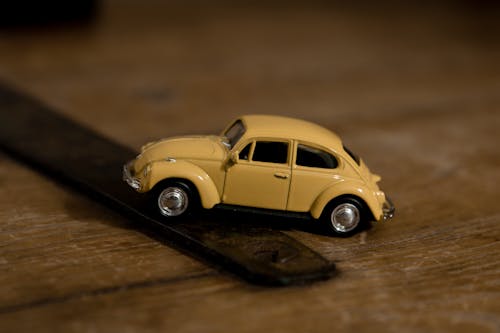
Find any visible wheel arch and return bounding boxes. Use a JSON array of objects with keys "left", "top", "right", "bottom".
[
  {"left": 321, "top": 194, "right": 373, "bottom": 220},
  {"left": 146, "top": 160, "right": 221, "bottom": 209},
  {"left": 310, "top": 184, "right": 381, "bottom": 220}
]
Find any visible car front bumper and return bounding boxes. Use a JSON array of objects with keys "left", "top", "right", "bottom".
[{"left": 122, "top": 161, "right": 141, "bottom": 191}]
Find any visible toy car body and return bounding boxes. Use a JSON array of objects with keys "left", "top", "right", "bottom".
[{"left": 123, "top": 115, "right": 394, "bottom": 235}]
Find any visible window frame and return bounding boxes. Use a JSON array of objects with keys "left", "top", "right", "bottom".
[{"left": 237, "top": 141, "right": 253, "bottom": 161}]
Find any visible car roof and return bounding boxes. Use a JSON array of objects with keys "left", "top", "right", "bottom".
[{"left": 239, "top": 114, "right": 343, "bottom": 150}]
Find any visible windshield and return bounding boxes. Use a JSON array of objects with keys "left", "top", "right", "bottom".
[{"left": 223, "top": 119, "right": 246, "bottom": 149}]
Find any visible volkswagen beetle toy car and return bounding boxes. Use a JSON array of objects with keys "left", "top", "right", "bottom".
[{"left": 123, "top": 115, "right": 394, "bottom": 236}]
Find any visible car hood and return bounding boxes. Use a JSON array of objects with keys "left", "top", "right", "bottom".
[{"left": 133, "top": 135, "right": 227, "bottom": 172}]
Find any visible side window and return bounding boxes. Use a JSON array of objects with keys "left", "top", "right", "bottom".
[
  {"left": 252, "top": 141, "right": 288, "bottom": 164},
  {"left": 238, "top": 143, "right": 252, "bottom": 160},
  {"left": 296, "top": 144, "right": 338, "bottom": 169}
]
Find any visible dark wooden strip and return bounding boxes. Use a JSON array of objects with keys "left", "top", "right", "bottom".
[{"left": 0, "top": 81, "right": 336, "bottom": 286}]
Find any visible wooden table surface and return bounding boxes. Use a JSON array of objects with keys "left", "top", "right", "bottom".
[{"left": 1, "top": 1, "right": 499, "bottom": 332}]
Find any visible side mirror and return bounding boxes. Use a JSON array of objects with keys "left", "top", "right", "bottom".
[{"left": 230, "top": 151, "right": 239, "bottom": 164}]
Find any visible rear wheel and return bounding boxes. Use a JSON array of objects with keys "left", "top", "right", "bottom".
[
  {"left": 155, "top": 181, "right": 196, "bottom": 218},
  {"left": 322, "top": 197, "right": 367, "bottom": 236}
]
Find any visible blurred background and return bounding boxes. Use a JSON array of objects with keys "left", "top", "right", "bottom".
[{"left": 0, "top": 1, "right": 498, "bottom": 143}]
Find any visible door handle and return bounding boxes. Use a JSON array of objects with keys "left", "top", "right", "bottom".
[{"left": 274, "top": 172, "right": 289, "bottom": 179}]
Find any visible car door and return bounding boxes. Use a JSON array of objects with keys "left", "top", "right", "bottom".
[
  {"left": 223, "top": 140, "right": 291, "bottom": 210},
  {"left": 287, "top": 142, "right": 342, "bottom": 212}
]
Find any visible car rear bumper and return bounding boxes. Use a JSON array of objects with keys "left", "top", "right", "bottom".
[{"left": 382, "top": 196, "right": 395, "bottom": 220}]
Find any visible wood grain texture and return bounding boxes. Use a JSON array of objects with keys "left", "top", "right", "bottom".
[{"left": 0, "top": 1, "right": 499, "bottom": 332}]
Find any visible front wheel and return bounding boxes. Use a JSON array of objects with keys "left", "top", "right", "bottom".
[
  {"left": 155, "top": 181, "right": 195, "bottom": 218},
  {"left": 322, "top": 197, "right": 366, "bottom": 236}
]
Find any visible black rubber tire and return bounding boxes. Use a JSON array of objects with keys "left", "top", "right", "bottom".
[
  {"left": 152, "top": 180, "right": 198, "bottom": 219},
  {"left": 321, "top": 196, "right": 367, "bottom": 237}
]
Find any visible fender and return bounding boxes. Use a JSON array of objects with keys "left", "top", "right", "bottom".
[
  {"left": 310, "top": 180, "right": 383, "bottom": 221},
  {"left": 144, "top": 159, "right": 221, "bottom": 209}
]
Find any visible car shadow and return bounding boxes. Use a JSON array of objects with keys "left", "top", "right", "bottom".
[{"left": 198, "top": 208, "right": 333, "bottom": 237}]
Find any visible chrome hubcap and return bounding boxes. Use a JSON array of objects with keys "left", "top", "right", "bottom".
[
  {"left": 331, "top": 203, "right": 360, "bottom": 233},
  {"left": 158, "top": 187, "right": 189, "bottom": 217}
]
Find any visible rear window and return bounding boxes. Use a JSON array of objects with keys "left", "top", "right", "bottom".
[{"left": 343, "top": 145, "right": 360, "bottom": 165}]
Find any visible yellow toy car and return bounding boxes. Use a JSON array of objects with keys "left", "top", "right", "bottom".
[{"left": 123, "top": 115, "right": 394, "bottom": 235}]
